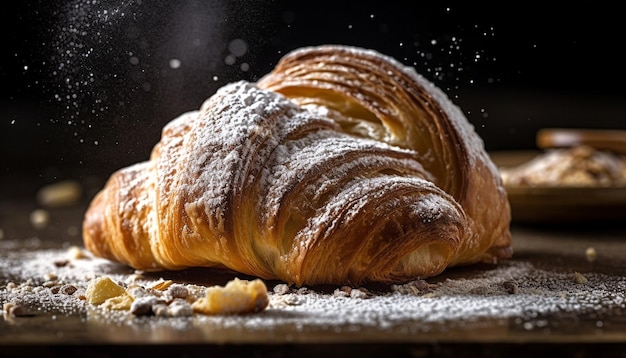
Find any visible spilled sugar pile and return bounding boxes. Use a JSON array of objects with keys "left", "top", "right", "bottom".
[{"left": 2, "top": 240, "right": 626, "bottom": 338}]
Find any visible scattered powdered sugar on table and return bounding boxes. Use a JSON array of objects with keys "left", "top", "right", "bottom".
[{"left": 2, "top": 241, "right": 625, "bottom": 338}]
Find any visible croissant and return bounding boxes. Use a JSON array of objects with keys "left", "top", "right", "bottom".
[{"left": 83, "top": 45, "right": 512, "bottom": 286}]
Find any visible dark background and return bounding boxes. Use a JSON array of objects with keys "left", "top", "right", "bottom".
[{"left": 2, "top": 1, "right": 625, "bottom": 194}]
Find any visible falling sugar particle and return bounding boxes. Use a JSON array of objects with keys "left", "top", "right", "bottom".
[
  {"left": 212, "top": 76, "right": 219, "bottom": 81},
  {"left": 169, "top": 59, "right": 181, "bottom": 69},
  {"left": 39, "top": 0, "right": 143, "bottom": 137},
  {"left": 228, "top": 39, "right": 248, "bottom": 57},
  {"left": 224, "top": 54, "right": 236, "bottom": 65}
]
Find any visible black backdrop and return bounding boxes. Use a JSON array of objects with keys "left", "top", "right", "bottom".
[{"left": 2, "top": 1, "right": 625, "bottom": 189}]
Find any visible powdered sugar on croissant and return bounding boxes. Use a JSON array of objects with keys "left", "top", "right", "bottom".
[{"left": 83, "top": 45, "right": 511, "bottom": 286}]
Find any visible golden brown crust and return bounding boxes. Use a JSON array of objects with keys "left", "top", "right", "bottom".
[
  {"left": 83, "top": 162, "right": 156, "bottom": 269},
  {"left": 257, "top": 45, "right": 512, "bottom": 266},
  {"left": 83, "top": 45, "right": 512, "bottom": 286}
]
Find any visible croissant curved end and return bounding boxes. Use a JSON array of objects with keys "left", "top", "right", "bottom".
[{"left": 83, "top": 45, "right": 512, "bottom": 286}]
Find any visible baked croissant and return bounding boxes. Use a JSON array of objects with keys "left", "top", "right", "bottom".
[{"left": 83, "top": 45, "right": 512, "bottom": 286}]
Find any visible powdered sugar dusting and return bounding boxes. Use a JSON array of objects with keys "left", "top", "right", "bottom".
[
  {"left": 147, "top": 81, "right": 468, "bottom": 278},
  {"left": 260, "top": 131, "right": 429, "bottom": 224},
  {"left": 290, "top": 45, "right": 490, "bottom": 171},
  {"left": 2, "top": 241, "right": 626, "bottom": 340}
]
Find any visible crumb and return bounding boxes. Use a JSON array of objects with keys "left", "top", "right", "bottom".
[
  {"left": 125, "top": 285, "right": 145, "bottom": 300},
  {"left": 391, "top": 280, "right": 431, "bottom": 296},
  {"left": 166, "top": 284, "right": 189, "bottom": 300},
  {"left": 273, "top": 283, "right": 290, "bottom": 295},
  {"left": 36, "top": 179, "right": 82, "bottom": 208},
  {"left": 2, "top": 302, "right": 14, "bottom": 313},
  {"left": 101, "top": 293, "right": 134, "bottom": 310},
  {"left": 84, "top": 276, "right": 126, "bottom": 305},
  {"left": 124, "top": 274, "right": 143, "bottom": 285},
  {"left": 51, "top": 284, "right": 78, "bottom": 295},
  {"left": 574, "top": 272, "right": 589, "bottom": 284},
  {"left": 30, "top": 209, "right": 50, "bottom": 229},
  {"left": 271, "top": 293, "right": 302, "bottom": 306},
  {"left": 130, "top": 296, "right": 161, "bottom": 316},
  {"left": 60, "top": 285, "right": 78, "bottom": 295},
  {"left": 296, "top": 287, "right": 311, "bottom": 295},
  {"left": 53, "top": 260, "right": 70, "bottom": 267},
  {"left": 152, "top": 302, "right": 170, "bottom": 316},
  {"left": 3, "top": 303, "right": 35, "bottom": 317},
  {"left": 151, "top": 280, "right": 174, "bottom": 291},
  {"left": 43, "top": 280, "right": 58, "bottom": 288},
  {"left": 167, "top": 298, "right": 193, "bottom": 317},
  {"left": 349, "top": 288, "right": 369, "bottom": 299},
  {"left": 585, "top": 247, "right": 597, "bottom": 263},
  {"left": 191, "top": 278, "right": 269, "bottom": 315},
  {"left": 43, "top": 273, "right": 58, "bottom": 281},
  {"left": 333, "top": 288, "right": 349, "bottom": 298},
  {"left": 67, "top": 245, "right": 88, "bottom": 260},
  {"left": 502, "top": 280, "right": 519, "bottom": 294}
]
